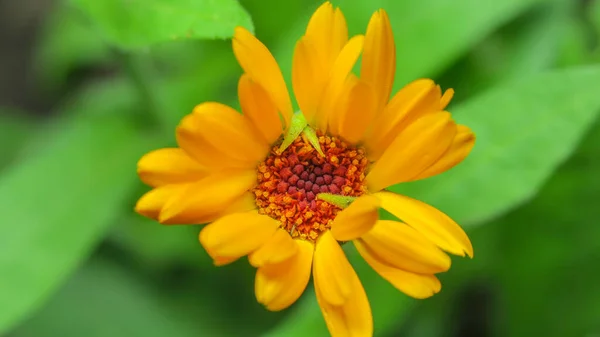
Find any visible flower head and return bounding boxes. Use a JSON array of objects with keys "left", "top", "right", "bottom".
[{"left": 136, "top": 2, "right": 475, "bottom": 336}]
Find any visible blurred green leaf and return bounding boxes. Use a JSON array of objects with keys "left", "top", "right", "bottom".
[
  {"left": 392, "top": 66, "right": 600, "bottom": 226},
  {"left": 0, "top": 89, "right": 151, "bottom": 333},
  {"left": 69, "top": 0, "right": 254, "bottom": 49},
  {"left": 9, "top": 258, "right": 227, "bottom": 337},
  {"left": 35, "top": 4, "right": 111, "bottom": 90},
  {"left": 0, "top": 109, "right": 36, "bottom": 170}
]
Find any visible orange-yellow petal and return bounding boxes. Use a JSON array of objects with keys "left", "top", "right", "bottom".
[
  {"left": 333, "top": 78, "right": 377, "bottom": 144},
  {"left": 232, "top": 27, "right": 293, "bottom": 127},
  {"left": 137, "top": 148, "right": 208, "bottom": 187},
  {"left": 176, "top": 102, "right": 268, "bottom": 169},
  {"left": 238, "top": 74, "right": 284, "bottom": 145},
  {"left": 359, "top": 220, "right": 451, "bottom": 274},
  {"left": 365, "top": 79, "right": 441, "bottom": 161},
  {"left": 374, "top": 191, "right": 473, "bottom": 257},
  {"left": 158, "top": 169, "right": 257, "bottom": 224},
  {"left": 305, "top": 2, "right": 348, "bottom": 70},
  {"left": 292, "top": 37, "right": 325, "bottom": 121},
  {"left": 249, "top": 228, "right": 298, "bottom": 267},
  {"left": 315, "top": 249, "right": 372, "bottom": 337},
  {"left": 316, "top": 35, "right": 365, "bottom": 133},
  {"left": 135, "top": 184, "right": 187, "bottom": 220},
  {"left": 366, "top": 112, "right": 457, "bottom": 192},
  {"left": 330, "top": 195, "right": 380, "bottom": 241},
  {"left": 355, "top": 240, "right": 441, "bottom": 299},
  {"left": 440, "top": 88, "right": 454, "bottom": 109},
  {"left": 361, "top": 9, "right": 395, "bottom": 111},
  {"left": 313, "top": 231, "right": 353, "bottom": 305},
  {"left": 199, "top": 211, "right": 279, "bottom": 265},
  {"left": 255, "top": 240, "right": 314, "bottom": 311},
  {"left": 414, "top": 124, "right": 475, "bottom": 180}
]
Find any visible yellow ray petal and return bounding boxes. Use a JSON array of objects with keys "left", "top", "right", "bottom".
[
  {"left": 440, "top": 88, "right": 454, "bottom": 109},
  {"left": 374, "top": 191, "right": 473, "bottom": 257},
  {"left": 232, "top": 27, "right": 293, "bottom": 127},
  {"left": 199, "top": 211, "right": 279, "bottom": 264},
  {"left": 313, "top": 231, "right": 353, "bottom": 305},
  {"left": 366, "top": 112, "right": 456, "bottom": 192},
  {"left": 176, "top": 102, "right": 268, "bottom": 169},
  {"left": 359, "top": 220, "right": 451, "bottom": 274},
  {"left": 316, "top": 35, "right": 365, "bottom": 133},
  {"left": 158, "top": 169, "right": 257, "bottom": 224},
  {"left": 330, "top": 195, "right": 380, "bottom": 241},
  {"left": 305, "top": 2, "right": 348, "bottom": 70},
  {"left": 135, "top": 184, "right": 187, "bottom": 220},
  {"left": 292, "top": 37, "right": 326, "bottom": 122},
  {"left": 315, "top": 249, "right": 372, "bottom": 337},
  {"left": 137, "top": 148, "right": 208, "bottom": 187},
  {"left": 414, "top": 124, "right": 475, "bottom": 180},
  {"left": 255, "top": 240, "right": 313, "bottom": 311},
  {"left": 365, "top": 79, "right": 441, "bottom": 161},
  {"left": 355, "top": 240, "right": 441, "bottom": 299},
  {"left": 238, "top": 74, "right": 285, "bottom": 145},
  {"left": 334, "top": 78, "right": 377, "bottom": 144},
  {"left": 249, "top": 228, "right": 298, "bottom": 267},
  {"left": 361, "top": 9, "right": 395, "bottom": 111}
]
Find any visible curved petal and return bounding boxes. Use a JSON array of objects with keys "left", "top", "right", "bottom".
[
  {"left": 238, "top": 74, "right": 285, "bottom": 145},
  {"left": 158, "top": 169, "right": 257, "bottom": 224},
  {"left": 176, "top": 102, "right": 269, "bottom": 169},
  {"left": 305, "top": 2, "right": 348, "bottom": 70},
  {"left": 440, "top": 88, "right": 454, "bottom": 109},
  {"left": 331, "top": 195, "right": 380, "bottom": 241},
  {"left": 315, "top": 35, "right": 364, "bottom": 132},
  {"left": 374, "top": 191, "right": 473, "bottom": 257},
  {"left": 366, "top": 112, "right": 456, "bottom": 192},
  {"left": 135, "top": 184, "right": 187, "bottom": 220},
  {"left": 199, "top": 211, "right": 279, "bottom": 264},
  {"left": 359, "top": 220, "right": 451, "bottom": 274},
  {"left": 313, "top": 231, "right": 353, "bottom": 305},
  {"left": 365, "top": 79, "right": 442, "bottom": 161},
  {"left": 414, "top": 124, "right": 475, "bottom": 180},
  {"left": 355, "top": 240, "right": 441, "bottom": 299},
  {"left": 255, "top": 240, "right": 314, "bottom": 311},
  {"left": 292, "top": 37, "right": 326, "bottom": 122},
  {"left": 315, "top": 249, "right": 373, "bottom": 337},
  {"left": 331, "top": 78, "right": 377, "bottom": 144},
  {"left": 232, "top": 27, "right": 293, "bottom": 127},
  {"left": 361, "top": 9, "right": 395, "bottom": 111},
  {"left": 249, "top": 228, "right": 297, "bottom": 267},
  {"left": 137, "top": 148, "right": 208, "bottom": 187}
]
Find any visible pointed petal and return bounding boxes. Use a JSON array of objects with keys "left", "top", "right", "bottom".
[
  {"left": 249, "top": 228, "right": 297, "bottom": 267},
  {"left": 374, "top": 191, "right": 473, "bottom": 257},
  {"left": 238, "top": 74, "right": 284, "bottom": 145},
  {"left": 415, "top": 124, "right": 475, "bottom": 180},
  {"left": 330, "top": 195, "right": 380, "bottom": 241},
  {"left": 361, "top": 9, "right": 395, "bottom": 111},
  {"left": 367, "top": 112, "right": 456, "bottom": 192},
  {"left": 313, "top": 231, "right": 353, "bottom": 305},
  {"left": 137, "top": 148, "right": 208, "bottom": 187},
  {"left": 333, "top": 78, "right": 377, "bottom": 144},
  {"left": 158, "top": 170, "right": 257, "bottom": 224},
  {"left": 355, "top": 240, "right": 441, "bottom": 299},
  {"left": 135, "top": 184, "right": 187, "bottom": 220},
  {"left": 305, "top": 2, "right": 348, "bottom": 69},
  {"left": 315, "top": 251, "right": 372, "bottom": 337},
  {"left": 199, "top": 211, "right": 279, "bottom": 264},
  {"left": 292, "top": 37, "right": 326, "bottom": 122},
  {"left": 359, "top": 220, "right": 451, "bottom": 274},
  {"left": 255, "top": 240, "right": 314, "bottom": 311},
  {"left": 232, "top": 27, "right": 293, "bottom": 127},
  {"left": 365, "top": 79, "right": 441, "bottom": 161},
  {"left": 176, "top": 102, "right": 268, "bottom": 168},
  {"left": 315, "top": 35, "right": 364, "bottom": 132}
]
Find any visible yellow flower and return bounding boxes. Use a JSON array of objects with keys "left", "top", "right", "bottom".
[{"left": 135, "top": 2, "right": 475, "bottom": 336}]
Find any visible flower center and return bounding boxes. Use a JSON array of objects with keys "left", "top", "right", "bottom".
[{"left": 253, "top": 132, "right": 368, "bottom": 242}]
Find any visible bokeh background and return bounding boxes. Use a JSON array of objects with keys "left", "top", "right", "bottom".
[{"left": 1, "top": 0, "right": 600, "bottom": 336}]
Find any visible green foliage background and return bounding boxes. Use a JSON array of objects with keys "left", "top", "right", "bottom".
[{"left": 1, "top": 0, "right": 600, "bottom": 336}]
